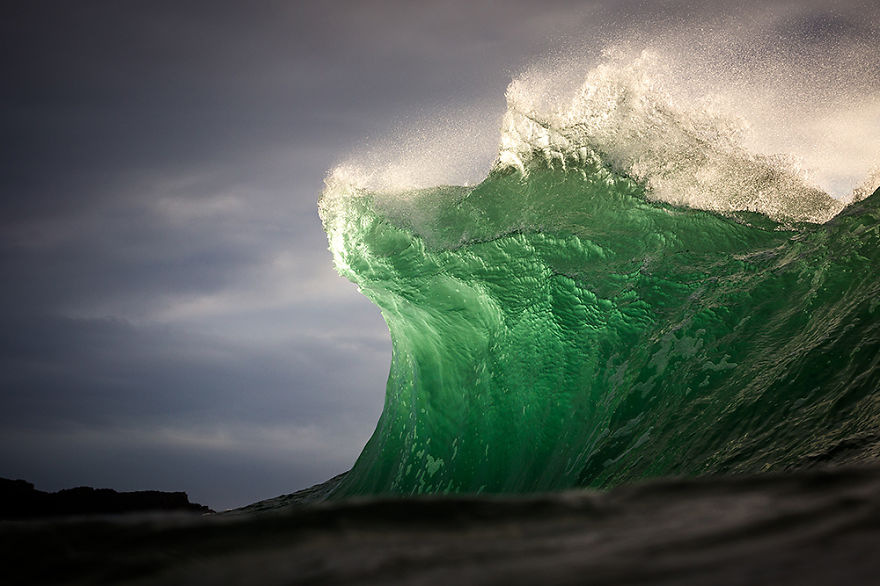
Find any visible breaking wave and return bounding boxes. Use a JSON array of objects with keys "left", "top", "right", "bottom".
[{"left": 319, "top": 52, "right": 880, "bottom": 497}]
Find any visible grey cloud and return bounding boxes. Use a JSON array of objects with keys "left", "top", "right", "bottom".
[{"left": 0, "top": 314, "right": 387, "bottom": 427}]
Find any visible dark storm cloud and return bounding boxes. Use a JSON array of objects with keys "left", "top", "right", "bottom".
[
  {"left": 0, "top": 313, "right": 386, "bottom": 427},
  {"left": 2, "top": 1, "right": 481, "bottom": 220},
  {"left": 2, "top": 0, "right": 878, "bottom": 509}
]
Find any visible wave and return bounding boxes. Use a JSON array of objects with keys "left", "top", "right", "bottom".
[{"left": 318, "top": 53, "right": 880, "bottom": 498}]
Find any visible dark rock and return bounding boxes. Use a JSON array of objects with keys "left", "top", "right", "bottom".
[{"left": 0, "top": 477, "right": 213, "bottom": 519}]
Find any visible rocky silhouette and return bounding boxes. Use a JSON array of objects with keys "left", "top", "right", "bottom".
[{"left": 0, "top": 477, "right": 213, "bottom": 519}]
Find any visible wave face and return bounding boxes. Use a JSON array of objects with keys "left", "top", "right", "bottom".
[{"left": 319, "top": 56, "right": 880, "bottom": 498}]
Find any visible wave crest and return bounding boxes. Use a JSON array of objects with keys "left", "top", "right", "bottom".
[{"left": 497, "top": 50, "right": 845, "bottom": 223}]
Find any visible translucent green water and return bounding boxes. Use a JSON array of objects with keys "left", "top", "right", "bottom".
[{"left": 319, "top": 161, "right": 880, "bottom": 497}]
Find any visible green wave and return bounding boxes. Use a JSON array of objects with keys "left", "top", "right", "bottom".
[{"left": 319, "top": 162, "right": 880, "bottom": 497}]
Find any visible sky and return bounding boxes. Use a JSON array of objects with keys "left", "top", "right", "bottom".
[{"left": 2, "top": 1, "right": 878, "bottom": 510}]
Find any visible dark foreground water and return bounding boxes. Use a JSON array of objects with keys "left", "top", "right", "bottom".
[{"left": 5, "top": 465, "right": 880, "bottom": 585}]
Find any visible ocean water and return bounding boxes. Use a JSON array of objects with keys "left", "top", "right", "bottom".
[{"left": 319, "top": 53, "right": 880, "bottom": 498}]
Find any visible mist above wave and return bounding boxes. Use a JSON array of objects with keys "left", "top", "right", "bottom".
[
  {"left": 497, "top": 49, "right": 876, "bottom": 224},
  {"left": 326, "top": 44, "right": 879, "bottom": 226}
]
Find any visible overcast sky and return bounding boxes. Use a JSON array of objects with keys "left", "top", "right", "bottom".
[{"left": 2, "top": 1, "right": 878, "bottom": 510}]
